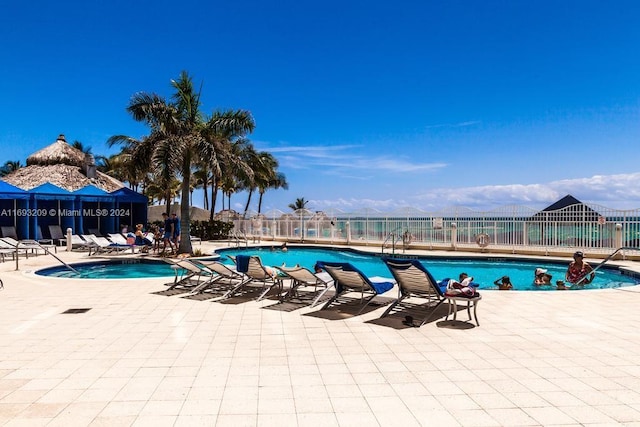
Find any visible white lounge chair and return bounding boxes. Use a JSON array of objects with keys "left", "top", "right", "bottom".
[
  {"left": 276, "top": 264, "right": 334, "bottom": 307},
  {"left": 234, "top": 255, "right": 284, "bottom": 301},
  {"left": 190, "top": 260, "right": 249, "bottom": 297},
  {"left": 164, "top": 259, "right": 216, "bottom": 291},
  {"left": 1, "top": 237, "right": 47, "bottom": 256},
  {"left": 82, "top": 234, "right": 132, "bottom": 255}
]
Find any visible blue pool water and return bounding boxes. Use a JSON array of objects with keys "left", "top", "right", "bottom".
[
  {"left": 37, "top": 259, "right": 191, "bottom": 279},
  {"left": 35, "top": 247, "right": 640, "bottom": 291},
  {"left": 216, "top": 247, "right": 639, "bottom": 291}
]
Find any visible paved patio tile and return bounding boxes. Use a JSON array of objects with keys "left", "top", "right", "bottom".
[{"left": 1, "top": 245, "right": 640, "bottom": 426}]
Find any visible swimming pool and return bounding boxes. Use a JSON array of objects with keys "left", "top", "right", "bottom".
[
  {"left": 36, "top": 258, "right": 193, "bottom": 279},
  {"left": 216, "top": 246, "right": 640, "bottom": 291},
  {"left": 34, "top": 246, "right": 640, "bottom": 290}
]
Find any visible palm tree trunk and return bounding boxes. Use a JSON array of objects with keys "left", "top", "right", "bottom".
[
  {"left": 164, "top": 191, "right": 171, "bottom": 216},
  {"left": 203, "top": 179, "right": 209, "bottom": 210},
  {"left": 243, "top": 190, "right": 253, "bottom": 219},
  {"left": 179, "top": 160, "right": 193, "bottom": 254},
  {"left": 258, "top": 191, "right": 264, "bottom": 214}
]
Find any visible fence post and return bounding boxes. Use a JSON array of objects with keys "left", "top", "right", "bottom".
[
  {"left": 451, "top": 223, "right": 457, "bottom": 250},
  {"left": 346, "top": 221, "right": 351, "bottom": 245},
  {"left": 615, "top": 223, "right": 623, "bottom": 249}
]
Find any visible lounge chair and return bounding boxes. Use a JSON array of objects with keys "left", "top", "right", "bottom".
[
  {"left": 107, "top": 233, "right": 128, "bottom": 245},
  {"left": 235, "top": 255, "right": 284, "bottom": 301},
  {"left": 35, "top": 226, "right": 57, "bottom": 253},
  {"left": 317, "top": 261, "right": 395, "bottom": 314},
  {"left": 67, "top": 234, "right": 92, "bottom": 250},
  {"left": 48, "top": 225, "right": 68, "bottom": 246},
  {"left": 0, "top": 226, "right": 18, "bottom": 239},
  {"left": 164, "top": 259, "right": 216, "bottom": 291},
  {"left": 381, "top": 258, "right": 447, "bottom": 326},
  {"left": 188, "top": 260, "right": 250, "bottom": 297},
  {"left": 1, "top": 237, "right": 47, "bottom": 256},
  {"left": 107, "top": 233, "right": 146, "bottom": 253},
  {"left": 81, "top": 234, "right": 132, "bottom": 255},
  {"left": 276, "top": 264, "right": 334, "bottom": 307},
  {"left": 87, "top": 228, "right": 104, "bottom": 237},
  {"left": 0, "top": 246, "right": 16, "bottom": 262},
  {"left": 0, "top": 238, "right": 26, "bottom": 261}
]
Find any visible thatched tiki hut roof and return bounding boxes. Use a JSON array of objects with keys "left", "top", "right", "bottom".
[
  {"left": 26, "top": 134, "right": 91, "bottom": 167},
  {"left": 2, "top": 134, "right": 124, "bottom": 192}
]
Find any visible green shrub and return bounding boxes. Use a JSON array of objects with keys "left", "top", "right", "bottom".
[{"left": 190, "top": 220, "right": 234, "bottom": 240}]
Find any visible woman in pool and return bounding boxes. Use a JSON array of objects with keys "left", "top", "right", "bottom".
[{"left": 566, "top": 251, "right": 595, "bottom": 285}]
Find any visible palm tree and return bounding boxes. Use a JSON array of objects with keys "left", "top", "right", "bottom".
[
  {"left": 110, "top": 71, "right": 255, "bottom": 254},
  {"left": 0, "top": 160, "right": 23, "bottom": 177},
  {"left": 208, "top": 137, "right": 254, "bottom": 218},
  {"left": 288, "top": 197, "right": 309, "bottom": 211},
  {"left": 71, "top": 140, "right": 92, "bottom": 155},
  {"left": 249, "top": 151, "right": 288, "bottom": 214},
  {"left": 97, "top": 152, "right": 146, "bottom": 190},
  {"left": 239, "top": 143, "right": 261, "bottom": 218},
  {"left": 192, "top": 167, "right": 210, "bottom": 209},
  {"left": 258, "top": 171, "right": 288, "bottom": 213}
]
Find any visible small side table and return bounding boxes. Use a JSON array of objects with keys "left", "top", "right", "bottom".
[{"left": 446, "top": 294, "right": 482, "bottom": 326}]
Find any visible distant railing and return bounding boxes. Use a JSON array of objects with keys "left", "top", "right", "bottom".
[{"left": 226, "top": 203, "right": 640, "bottom": 259}]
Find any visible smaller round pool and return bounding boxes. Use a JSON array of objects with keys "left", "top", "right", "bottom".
[{"left": 37, "top": 259, "right": 189, "bottom": 279}]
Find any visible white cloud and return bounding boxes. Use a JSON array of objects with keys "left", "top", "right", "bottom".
[
  {"left": 308, "top": 172, "right": 640, "bottom": 211},
  {"left": 424, "top": 120, "right": 481, "bottom": 129},
  {"left": 260, "top": 143, "right": 447, "bottom": 174}
]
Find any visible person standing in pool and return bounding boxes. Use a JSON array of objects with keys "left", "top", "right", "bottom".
[
  {"left": 493, "top": 275, "right": 513, "bottom": 290},
  {"left": 565, "top": 251, "right": 595, "bottom": 285}
]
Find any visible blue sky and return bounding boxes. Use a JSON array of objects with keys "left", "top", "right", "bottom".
[{"left": 2, "top": 0, "right": 639, "bottom": 213}]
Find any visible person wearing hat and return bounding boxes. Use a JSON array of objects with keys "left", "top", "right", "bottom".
[
  {"left": 565, "top": 251, "right": 595, "bottom": 285},
  {"left": 534, "top": 267, "right": 552, "bottom": 285}
]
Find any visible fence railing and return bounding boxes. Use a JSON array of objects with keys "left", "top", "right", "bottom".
[{"left": 222, "top": 203, "right": 640, "bottom": 258}]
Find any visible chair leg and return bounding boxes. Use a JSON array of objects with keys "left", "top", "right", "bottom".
[
  {"left": 190, "top": 276, "right": 221, "bottom": 294},
  {"left": 419, "top": 299, "right": 446, "bottom": 326},
  {"left": 446, "top": 298, "right": 455, "bottom": 320},
  {"left": 321, "top": 292, "right": 341, "bottom": 310},
  {"left": 310, "top": 283, "right": 334, "bottom": 308},
  {"left": 222, "top": 277, "right": 251, "bottom": 299},
  {"left": 380, "top": 294, "right": 406, "bottom": 318},
  {"left": 355, "top": 293, "right": 377, "bottom": 315}
]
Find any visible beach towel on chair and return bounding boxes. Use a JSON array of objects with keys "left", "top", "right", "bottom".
[{"left": 236, "top": 255, "right": 250, "bottom": 273}]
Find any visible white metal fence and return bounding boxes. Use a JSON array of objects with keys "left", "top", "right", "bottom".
[{"left": 223, "top": 203, "right": 640, "bottom": 258}]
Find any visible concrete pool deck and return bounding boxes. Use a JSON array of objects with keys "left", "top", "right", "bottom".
[{"left": 1, "top": 243, "right": 640, "bottom": 426}]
